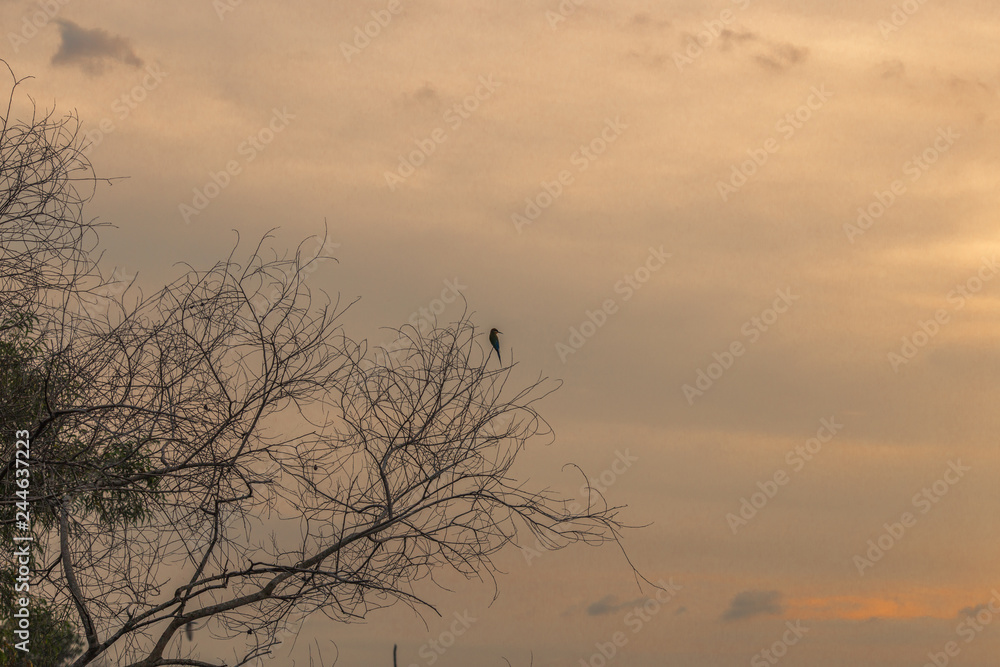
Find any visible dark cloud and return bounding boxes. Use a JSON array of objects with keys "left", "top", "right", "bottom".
[
  {"left": 411, "top": 83, "right": 439, "bottom": 106},
  {"left": 51, "top": 20, "right": 143, "bottom": 75},
  {"left": 719, "top": 29, "right": 808, "bottom": 72},
  {"left": 958, "top": 603, "right": 988, "bottom": 618},
  {"left": 631, "top": 12, "right": 651, "bottom": 26},
  {"left": 880, "top": 59, "right": 906, "bottom": 80},
  {"left": 628, "top": 12, "right": 670, "bottom": 30},
  {"left": 622, "top": 14, "right": 673, "bottom": 69},
  {"left": 719, "top": 28, "right": 759, "bottom": 49},
  {"left": 754, "top": 43, "right": 809, "bottom": 72},
  {"left": 721, "top": 590, "right": 784, "bottom": 622},
  {"left": 626, "top": 46, "right": 667, "bottom": 69},
  {"left": 946, "top": 74, "right": 995, "bottom": 97},
  {"left": 587, "top": 594, "right": 647, "bottom": 616},
  {"left": 392, "top": 83, "right": 442, "bottom": 118}
]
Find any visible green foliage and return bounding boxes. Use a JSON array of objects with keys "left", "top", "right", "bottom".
[
  {"left": 0, "top": 314, "right": 158, "bottom": 665},
  {"left": 0, "top": 310, "right": 160, "bottom": 533},
  {"left": 0, "top": 598, "right": 83, "bottom": 667},
  {"left": 0, "top": 312, "right": 45, "bottom": 441},
  {"left": 0, "top": 316, "right": 81, "bottom": 665},
  {"left": 74, "top": 438, "right": 159, "bottom": 527}
]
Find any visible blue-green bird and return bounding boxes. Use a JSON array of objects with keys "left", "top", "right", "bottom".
[{"left": 489, "top": 328, "right": 502, "bottom": 364}]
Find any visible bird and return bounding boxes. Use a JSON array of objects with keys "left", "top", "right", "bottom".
[{"left": 488, "top": 328, "right": 502, "bottom": 364}]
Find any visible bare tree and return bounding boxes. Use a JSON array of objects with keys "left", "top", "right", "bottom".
[
  {"left": 0, "top": 60, "right": 111, "bottom": 325},
  {"left": 0, "top": 58, "right": 112, "bottom": 482},
  {"left": 0, "top": 59, "right": 118, "bottom": 666},
  {"left": 51, "top": 251, "right": 628, "bottom": 666},
  {"left": 0, "top": 66, "right": 635, "bottom": 667}
]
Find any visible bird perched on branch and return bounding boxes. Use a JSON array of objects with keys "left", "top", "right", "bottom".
[{"left": 489, "top": 328, "right": 502, "bottom": 364}]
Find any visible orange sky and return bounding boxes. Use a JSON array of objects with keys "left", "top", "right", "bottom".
[{"left": 4, "top": 0, "right": 1000, "bottom": 664}]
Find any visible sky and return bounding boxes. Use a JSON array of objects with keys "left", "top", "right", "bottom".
[{"left": 3, "top": 0, "right": 1000, "bottom": 665}]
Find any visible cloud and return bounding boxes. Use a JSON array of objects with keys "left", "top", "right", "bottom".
[
  {"left": 718, "top": 29, "right": 808, "bottom": 72},
  {"left": 958, "top": 603, "right": 988, "bottom": 618},
  {"left": 409, "top": 83, "right": 440, "bottom": 106},
  {"left": 880, "top": 59, "right": 906, "bottom": 80},
  {"left": 721, "top": 590, "right": 785, "bottom": 622},
  {"left": 628, "top": 12, "right": 670, "bottom": 30},
  {"left": 621, "top": 14, "right": 673, "bottom": 69},
  {"left": 784, "top": 594, "right": 948, "bottom": 621},
  {"left": 946, "top": 74, "right": 995, "bottom": 98},
  {"left": 587, "top": 594, "right": 647, "bottom": 616},
  {"left": 51, "top": 20, "right": 143, "bottom": 75},
  {"left": 754, "top": 43, "right": 809, "bottom": 72},
  {"left": 719, "top": 28, "right": 758, "bottom": 48}
]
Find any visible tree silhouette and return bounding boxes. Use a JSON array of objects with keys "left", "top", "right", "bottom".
[
  {"left": 0, "top": 59, "right": 116, "bottom": 667},
  {"left": 0, "top": 65, "right": 634, "bottom": 667}
]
